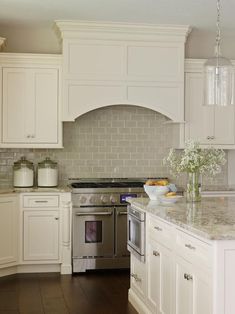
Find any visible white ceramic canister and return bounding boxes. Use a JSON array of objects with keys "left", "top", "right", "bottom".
[
  {"left": 13, "top": 156, "right": 34, "bottom": 187},
  {"left": 37, "top": 157, "right": 58, "bottom": 187}
]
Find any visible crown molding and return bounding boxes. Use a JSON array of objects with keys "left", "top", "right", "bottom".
[
  {"left": 55, "top": 20, "right": 192, "bottom": 43},
  {"left": 185, "top": 58, "right": 235, "bottom": 72},
  {"left": 0, "top": 53, "right": 62, "bottom": 65}
]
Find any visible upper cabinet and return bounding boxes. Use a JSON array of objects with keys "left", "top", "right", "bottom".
[
  {"left": 184, "top": 59, "right": 235, "bottom": 148},
  {"left": 55, "top": 21, "right": 191, "bottom": 122},
  {"left": 0, "top": 54, "right": 63, "bottom": 148}
]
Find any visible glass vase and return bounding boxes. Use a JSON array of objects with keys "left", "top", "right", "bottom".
[{"left": 186, "top": 171, "right": 201, "bottom": 202}]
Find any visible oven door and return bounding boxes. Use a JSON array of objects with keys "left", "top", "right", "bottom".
[
  {"left": 127, "top": 211, "right": 145, "bottom": 260},
  {"left": 73, "top": 207, "right": 114, "bottom": 258},
  {"left": 115, "top": 207, "right": 130, "bottom": 257}
]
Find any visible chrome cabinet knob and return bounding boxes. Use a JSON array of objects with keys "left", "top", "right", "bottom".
[{"left": 184, "top": 273, "right": 193, "bottom": 281}]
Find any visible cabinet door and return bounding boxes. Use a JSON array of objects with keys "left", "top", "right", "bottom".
[
  {"left": 185, "top": 72, "right": 235, "bottom": 145},
  {"left": 0, "top": 196, "right": 18, "bottom": 266},
  {"left": 175, "top": 257, "right": 193, "bottom": 314},
  {"left": 2, "top": 67, "right": 58, "bottom": 144},
  {"left": 175, "top": 256, "right": 212, "bottom": 314},
  {"left": 23, "top": 210, "right": 59, "bottom": 261},
  {"left": 147, "top": 238, "right": 173, "bottom": 314},
  {"left": 185, "top": 72, "right": 214, "bottom": 144}
]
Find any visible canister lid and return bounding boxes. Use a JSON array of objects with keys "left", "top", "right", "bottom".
[
  {"left": 14, "top": 156, "right": 33, "bottom": 167},
  {"left": 38, "top": 157, "right": 57, "bottom": 168}
]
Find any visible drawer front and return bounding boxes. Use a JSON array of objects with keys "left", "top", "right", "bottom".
[
  {"left": 148, "top": 216, "right": 173, "bottom": 250},
  {"left": 175, "top": 229, "right": 212, "bottom": 268},
  {"left": 130, "top": 254, "right": 146, "bottom": 300},
  {"left": 23, "top": 195, "right": 59, "bottom": 208}
]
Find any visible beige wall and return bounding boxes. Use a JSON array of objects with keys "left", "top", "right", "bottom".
[
  {"left": 0, "top": 106, "right": 228, "bottom": 189},
  {"left": 1, "top": 24, "right": 235, "bottom": 59}
]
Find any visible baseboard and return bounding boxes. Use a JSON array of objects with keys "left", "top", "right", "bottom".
[
  {"left": 61, "top": 264, "right": 72, "bottom": 274},
  {"left": 0, "top": 266, "right": 18, "bottom": 278},
  {"left": 128, "top": 288, "right": 152, "bottom": 314},
  {"left": 17, "top": 264, "right": 61, "bottom": 273}
]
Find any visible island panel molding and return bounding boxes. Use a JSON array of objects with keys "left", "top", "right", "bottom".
[{"left": 55, "top": 20, "right": 191, "bottom": 122}]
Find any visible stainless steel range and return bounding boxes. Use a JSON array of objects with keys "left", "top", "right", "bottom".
[{"left": 70, "top": 178, "right": 166, "bottom": 273}]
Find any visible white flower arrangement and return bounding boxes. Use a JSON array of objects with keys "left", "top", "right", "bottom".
[{"left": 163, "top": 139, "right": 226, "bottom": 176}]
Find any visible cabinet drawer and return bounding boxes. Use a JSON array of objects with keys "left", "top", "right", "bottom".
[
  {"left": 23, "top": 195, "right": 59, "bottom": 208},
  {"left": 130, "top": 254, "right": 146, "bottom": 300},
  {"left": 148, "top": 216, "right": 173, "bottom": 249},
  {"left": 176, "top": 229, "right": 212, "bottom": 268}
]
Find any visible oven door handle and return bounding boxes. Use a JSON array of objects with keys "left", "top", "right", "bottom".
[
  {"left": 75, "top": 212, "right": 113, "bottom": 216},
  {"left": 118, "top": 211, "right": 127, "bottom": 216}
]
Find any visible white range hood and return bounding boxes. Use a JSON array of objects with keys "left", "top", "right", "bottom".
[{"left": 55, "top": 21, "right": 191, "bottom": 122}]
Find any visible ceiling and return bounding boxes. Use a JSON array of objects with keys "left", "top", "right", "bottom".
[{"left": 0, "top": 0, "right": 234, "bottom": 31}]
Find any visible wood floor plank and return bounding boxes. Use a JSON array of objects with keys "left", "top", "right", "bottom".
[{"left": 0, "top": 271, "right": 137, "bottom": 314}]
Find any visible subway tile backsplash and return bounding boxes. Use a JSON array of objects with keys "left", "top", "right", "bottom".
[{"left": 0, "top": 105, "right": 228, "bottom": 189}]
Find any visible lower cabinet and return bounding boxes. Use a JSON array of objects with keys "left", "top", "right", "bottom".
[
  {"left": 147, "top": 238, "right": 173, "bottom": 314},
  {"left": 175, "top": 256, "right": 212, "bottom": 314},
  {"left": 23, "top": 210, "right": 60, "bottom": 261},
  {"left": 130, "top": 254, "right": 146, "bottom": 301},
  {"left": 0, "top": 196, "right": 18, "bottom": 266},
  {"left": 129, "top": 215, "right": 213, "bottom": 314}
]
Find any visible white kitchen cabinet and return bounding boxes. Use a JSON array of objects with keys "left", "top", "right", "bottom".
[
  {"left": 146, "top": 238, "right": 173, "bottom": 314},
  {"left": 130, "top": 254, "right": 146, "bottom": 302},
  {"left": 23, "top": 210, "right": 60, "bottom": 261},
  {"left": 185, "top": 68, "right": 235, "bottom": 146},
  {"left": 0, "top": 54, "right": 62, "bottom": 148},
  {"left": 0, "top": 195, "right": 18, "bottom": 267},
  {"left": 175, "top": 255, "right": 212, "bottom": 314}
]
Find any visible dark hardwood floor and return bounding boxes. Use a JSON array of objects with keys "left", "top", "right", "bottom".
[{"left": 0, "top": 270, "right": 137, "bottom": 314}]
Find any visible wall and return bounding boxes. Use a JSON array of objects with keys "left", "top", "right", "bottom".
[
  {"left": 2, "top": 25, "right": 235, "bottom": 59},
  {"left": 0, "top": 106, "right": 228, "bottom": 189}
]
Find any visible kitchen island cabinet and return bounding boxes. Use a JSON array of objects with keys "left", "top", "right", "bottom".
[{"left": 128, "top": 197, "right": 235, "bottom": 314}]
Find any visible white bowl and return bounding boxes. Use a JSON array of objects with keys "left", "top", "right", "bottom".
[
  {"left": 160, "top": 195, "right": 183, "bottom": 204},
  {"left": 144, "top": 185, "right": 169, "bottom": 200}
]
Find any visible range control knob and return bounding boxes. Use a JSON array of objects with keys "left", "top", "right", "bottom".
[
  {"left": 79, "top": 196, "right": 87, "bottom": 204},
  {"left": 101, "top": 195, "right": 108, "bottom": 204},
  {"left": 89, "top": 195, "right": 97, "bottom": 204},
  {"left": 110, "top": 195, "right": 117, "bottom": 204}
]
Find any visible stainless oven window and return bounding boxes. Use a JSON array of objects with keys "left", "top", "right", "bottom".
[
  {"left": 129, "top": 218, "right": 141, "bottom": 249},
  {"left": 85, "top": 221, "right": 102, "bottom": 243}
]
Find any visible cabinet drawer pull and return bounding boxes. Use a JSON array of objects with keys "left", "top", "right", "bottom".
[
  {"left": 154, "top": 226, "right": 162, "bottom": 231},
  {"left": 131, "top": 273, "right": 141, "bottom": 282},
  {"left": 35, "top": 200, "right": 48, "bottom": 203},
  {"left": 153, "top": 250, "right": 160, "bottom": 257},
  {"left": 184, "top": 273, "right": 193, "bottom": 281},
  {"left": 55, "top": 217, "right": 59, "bottom": 220},
  {"left": 185, "top": 243, "right": 196, "bottom": 250}
]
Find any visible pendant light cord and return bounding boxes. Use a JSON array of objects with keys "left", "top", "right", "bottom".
[{"left": 215, "top": 0, "right": 221, "bottom": 57}]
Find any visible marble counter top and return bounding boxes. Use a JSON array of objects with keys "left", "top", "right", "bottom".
[
  {"left": 128, "top": 197, "right": 235, "bottom": 241},
  {"left": 0, "top": 186, "right": 71, "bottom": 194}
]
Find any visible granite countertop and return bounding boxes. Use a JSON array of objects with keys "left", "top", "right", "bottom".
[
  {"left": 0, "top": 186, "right": 71, "bottom": 194},
  {"left": 128, "top": 197, "right": 235, "bottom": 241}
]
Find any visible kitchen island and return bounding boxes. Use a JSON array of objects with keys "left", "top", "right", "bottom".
[{"left": 127, "top": 196, "right": 235, "bottom": 314}]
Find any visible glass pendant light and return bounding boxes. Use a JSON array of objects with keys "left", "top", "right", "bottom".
[{"left": 204, "top": 0, "right": 234, "bottom": 106}]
